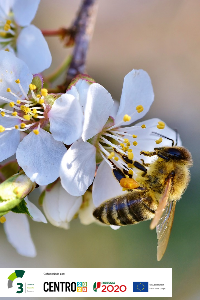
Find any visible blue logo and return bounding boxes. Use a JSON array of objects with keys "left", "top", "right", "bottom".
[{"left": 133, "top": 282, "right": 148, "bottom": 292}]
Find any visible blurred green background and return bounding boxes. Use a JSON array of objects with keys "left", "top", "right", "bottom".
[{"left": 0, "top": 0, "right": 200, "bottom": 299}]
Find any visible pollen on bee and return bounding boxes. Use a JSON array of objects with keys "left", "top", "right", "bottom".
[
  {"left": 136, "top": 105, "right": 144, "bottom": 113},
  {"left": 123, "top": 114, "right": 131, "bottom": 122},
  {"left": 0, "top": 216, "right": 6, "bottom": 223},
  {"left": 157, "top": 121, "right": 165, "bottom": 129},
  {"left": 120, "top": 178, "right": 139, "bottom": 189}
]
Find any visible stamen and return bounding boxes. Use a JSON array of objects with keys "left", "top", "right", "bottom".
[
  {"left": 15, "top": 125, "right": 19, "bottom": 129},
  {"left": 29, "top": 84, "right": 36, "bottom": 90},
  {"left": 12, "top": 112, "right": 17, "bottom": 116},
  {"left": 128, "top": 152, "right": 134, "bottom": 160},
  {"left": 0, "top": 216, "right": 6, "bottom": 223},
  {"left": 123, "top": 114, "right": 131, "bottom": 122},
  {"left": 20, "top": 123, "right": 26, "bottom": 129},
  {"left": 132, "top": 135, "right": 137, "bottom": 138},
  {"left": 33, "top": 129, "right": 39, "bottom": 135},
  {"left": 156, "top": 137, "right": 162, "bottom": 144},
  {"left": 133, "top": 141, "right": 138, "bottom": 146},
  {"left": 1, "top": 112, "right": 5, "bottom": 117},
  {"left": 23, "top": 115, "right": 31, "bottom": 121},
  {"left": 107, "top": 152, "right": 115, "bottom": 159},
  {"left": 15, "top": 79, "right": 20, "bottom": 84},
  {"left": 157, "top": 121, "right": 165, "bottom": 129},
  {"left": 4, "top": 24, "right": 10, "bottom": 31},
  {"left": 136, "top": 105, "right": 144, "bottom": 113},
  {"left": 141, "top": 124, "right": 146, "bottom": 129},
  {"left": 9, "top": 102, "right": 15, "bottom": 107},
  {"left": 0, "top": 125, "right": 5, "bottom": 132},
  {"left": 41, "top": 88, "right": 48, "bottom": 96}
]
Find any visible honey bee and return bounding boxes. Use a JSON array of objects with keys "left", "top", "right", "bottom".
[{"left": 93, "top": 133, "right": 193, "bottom": 260}]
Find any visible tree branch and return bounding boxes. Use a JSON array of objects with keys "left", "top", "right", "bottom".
[{"left": 64, "top": 0, "right": 98, "bottom": 87}]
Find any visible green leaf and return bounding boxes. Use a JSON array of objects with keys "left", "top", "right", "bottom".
[{"left": 11, "top": 199, "right": 31, "bottom": 218}]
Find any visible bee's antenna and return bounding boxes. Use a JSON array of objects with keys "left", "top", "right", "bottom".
[
  {"left": 151, "top": 132, "right": 174, "bottom": 146},
  {"left": 174, "top": 129, "right": 178, "bottom": 146}
]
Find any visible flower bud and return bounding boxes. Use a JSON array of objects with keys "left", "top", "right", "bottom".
[{"left": 0, "top": 173, "right": 36, "bottom": 215}]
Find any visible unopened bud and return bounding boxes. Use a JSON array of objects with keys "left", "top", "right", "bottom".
[{"left": 0, "top": 173, "right": 36, "bottom": 214}]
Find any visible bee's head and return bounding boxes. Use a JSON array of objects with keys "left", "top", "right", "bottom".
[{"left": 155, "top": 146, "right": 193, "bottom": 166}]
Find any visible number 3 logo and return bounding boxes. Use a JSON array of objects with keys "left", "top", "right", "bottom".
[{"left": 16, "top": 283, "right": 23, "bottom": 294}]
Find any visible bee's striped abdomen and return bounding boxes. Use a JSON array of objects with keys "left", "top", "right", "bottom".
[{"left": 93, "top": 191, "right": 156, "bottom": 226}]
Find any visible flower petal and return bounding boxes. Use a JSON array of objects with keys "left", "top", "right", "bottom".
[
  {"left": 82, "top": 83, "right": 114, "bottom": 141},
  {"left": 0, "top": 0, "right": 14, "bottom": 16},
  {"left": 3, "top": 211, "right": 36, "bottom": 257},
  {"left": 17, "top": 25, "right": 52, "bottom": 74},
  {"left": 79, "top": 191, "right": 97, "bottom": 225},
  {"left": 122, "top": 118, "right": 182, "bottom": 163},
  {"left": 0, "top": 50, "right": 32, "bottom": 102},
  {"left": 13, "top": 0, "right": 40, "bottom": 27},
  {"left": 25, "top": 197, "right": 47, "bottom": 223},
  {"left": 0, "top": 115, "right": 20, "bottom": 162},
  {"left": 16, "top": 128, "right": 66, "bottom": 185},
  {"left": 75, "top": 79, "right": 91, "bottom": 111},
  {"left": 60, "top": 139, "right": 96, "bottom": 196},
  {"left": 43, "top": 181, "right": 82, "bottom": 229},
  {"left": 49, "top": 93, "right": 83, "bottom": 145},
  {"left": 115, "top": 69, "right": 154, "bottom": 126},
  {"left": 93, "top": 160, "right": 127, "bottom": 207}
]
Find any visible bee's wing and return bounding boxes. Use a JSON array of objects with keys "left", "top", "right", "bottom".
[
  {"left": 156, "top": 201, "right": 176, "bottom": 261},
  {"left": 150, "top": 177, "right": 172, "bottom": 230}
]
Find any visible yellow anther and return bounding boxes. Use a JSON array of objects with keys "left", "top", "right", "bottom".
[
  {"left": 39, "top": 99, "right": 44, "bottom": 104},
  {"left": 36, "top": 94, "right": 41, "bottom": 98},
  {"left": 128, "top": 169, "right": 134, "bottom": 175},
  {"left": 23, "top": 115, "right": 31, "bottom": 121},
  {"left": 12, "top": 112, "right": 17, "bottom": 116},
  {"left": 4, "top": 24, "right": 10, "bottom": 31},
  {"left": 32, "top": 109, "right": 37, "bottom": 114},
  {"left": 20, "top": 105, "right": 25, "bottom": 111},
  {"left": 41, "top": 88, "right": 48, "bottom": 96},
  {"left": 33, "top": 114, "right": 38, "bottom": 118},
  {"left": 15, "top": 125, "right": 19, "bottom": 129},
  {"left": 20, "top": 123, "right": 26, "bottom": 129},
  {"left": 120, "top": 178, "right": 139, "bottom": 189},
  {"left": 9, "top": 102, "right": 15, "bottom": 107},
  {"left": 120, "top": 143, "right": 124, "bottom": 147},
  {"left": 128, "top": 163, "right": 134, "bottom": 168},
  {"left": 108, "top": 152, "right": 115, "bottom": 159},
  {"left": 125, "top": 175, "right": 129, "bottom": 178},
  {"left": 16, "top": 100, "right": 21, "bottom": 104},
  {"left": 0, "top": 125, "right": 5, "bottom": 132},
  {"left": 6, "top": 20, "right": 12, "bottom": 25},
  {"left": 136, "top": 105, "right": 144, "bottom": 113},
  {"left": 128, "top": 149, "right": 132, "bottom": 152},
  {"left": 0, "top": 216, "right": 6, "bottom": 223},
  {"left": 132, "top": 135, "right": 137, "bottom": 138},
  {"left": 114, "top": 157, "right": 119, "bottom": 161},
  {"left": 24, "top": 107, "right": 31, "bottom": 113},
  {"left": 1, "top": 112, "right": 5, "bottom": 117},
  {"left": 124, "top": 138, "right": 129, "bottom": 143},
  {"left": 29, "top": 84, "right": 36, "bottom": 90},
  {"left": 126, "top": 142, "right": 130, "bottom": 147},
  {"left": 4, "top": 48, "right": 9, "bottom": 51},
  {"left": 128, "top": 152, "right": 134, "bottom": 160},
  {"left": 156, "top": 137, "right": 163, "bottom": 144},
  {"left": 15, "top": 79, "right": 20, "bottom": 84},
  {"left": 141, "top": 124, "right": 146, "bottom": 129},
  {"left": 33, "top": 129, "right": 39, "bottom": 135},
  {"left": 7, "top": 88, "right": 11, "bottom": 92},
  {"left": 123, "top": 114, "right": 131, "bottom": 122},
  {"left": 157, "top": 121, "right": 165, "bottom": 129},
  {"left": 133, "top": 141, "right": 138, "bottom": 146},
  {"left": 0, "top": 32, "right": 6, "bottom": 37}
]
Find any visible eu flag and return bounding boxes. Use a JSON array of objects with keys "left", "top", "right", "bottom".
[{"left": 133, "top": 282, "right": 148, "bottom": 292}]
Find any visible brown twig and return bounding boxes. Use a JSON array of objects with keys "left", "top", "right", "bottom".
[{"left": 64, "top": 0, "right": 98, "bottom": 88}]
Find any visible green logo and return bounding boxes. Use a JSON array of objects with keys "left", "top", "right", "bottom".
[{"left": 8, "top": 270, "right": 25, "bottom": 293}]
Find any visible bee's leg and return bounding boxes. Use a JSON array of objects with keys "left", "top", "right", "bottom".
[
  {"left": 140, "top": 150, "right": 157, "bottom": 157},
  {"left": 111, "top": 163, "right": 126, "bottom": 183},
  {"left": 133, "top": 161, "right": 147, "bottom": 175},
  {"left": 140, "top": 159, "right": 150, "bottom": 167}
]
